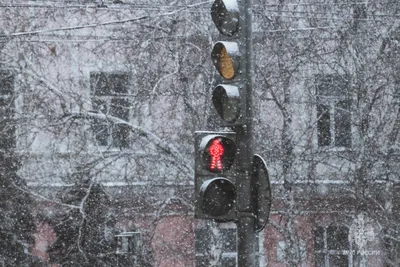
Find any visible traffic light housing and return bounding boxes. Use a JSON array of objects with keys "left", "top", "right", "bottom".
[
  {"left": 194, "top": 0, "right": 262, "bottom": 265},
  {"left": 211, "top": 0, "right": 248, "bottom": 127},
  {"left": 194, "top": 131, "right": 237, "bottom": 221},
  {"left": 194, "top": 0, "right": 253, "bottom": 222},
  {"left": 210, "top": 0, "right": 254, "bottom": 213}
]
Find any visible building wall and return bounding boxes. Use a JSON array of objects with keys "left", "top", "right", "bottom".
[{"left": 1, "top": 1, "right": 400, "bottom": 266}]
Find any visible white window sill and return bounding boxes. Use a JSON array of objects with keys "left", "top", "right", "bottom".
[{"left": 317, "top": 146, "right": 352, "bottom": 153}]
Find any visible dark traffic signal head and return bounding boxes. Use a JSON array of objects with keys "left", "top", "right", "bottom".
[
  {"left": 212, "top": 84, "right": 241, "bottom": 123},
  {"left": 199, "top": 177, "right": 236, "bottom": 217},
  {"left": 211, "top": 0, "right": 239, "bottom": 36}
]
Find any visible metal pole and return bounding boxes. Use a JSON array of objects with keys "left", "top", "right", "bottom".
[
  {"left": 237, "top": 215, "right": 258, "bottom": 266},
  {"left": 237, "top": 0, "right": 257, "bottom": 266}
]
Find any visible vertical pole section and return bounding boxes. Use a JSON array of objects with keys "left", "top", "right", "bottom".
[
  {"left": 238, "top": 216, "right": 258, "bottom": 266},
  {"left": 237, "top": 0, "right": 258, "bottom": 266}
]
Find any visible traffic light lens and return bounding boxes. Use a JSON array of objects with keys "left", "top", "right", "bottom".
[
  {"left": 211, "top": 0, "right": 239, "bottom": 36},
  {"left": 203, "top": 136, "right": 236, "bottom": 173},
  {"left": 212, "top": 42, "right": 239, "bottom": 80},
  {"left": 219, "top": 47, "right": 235, "bottom": 79},
  {"left": 208, "top": 139, "right": 224, "bottom": 171},
  {"left": 201, "top": 178, "right": 236, "bottom": 217},
  {"left": 212, "top": 84, "right": 240, "bottom": 123}
]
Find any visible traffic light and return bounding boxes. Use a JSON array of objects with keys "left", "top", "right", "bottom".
[
  {"left": 210, "top": 0, "right": 249, "bottom": 127},
  {"left": 210, "top": 0, "right": 254, "bottom": 213},
  {"left": 194, "top": 0, "right": 262, "bottom": 265},
  {"left": 194, "top": 0, "right": 254, "bottom": 221},
  {"left": 194, "top": 131, "right": 237, "bottom": 221}
]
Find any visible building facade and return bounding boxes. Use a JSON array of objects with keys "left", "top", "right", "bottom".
[{"left": 1, "top": 0, "right": 400, "bottom": 266}]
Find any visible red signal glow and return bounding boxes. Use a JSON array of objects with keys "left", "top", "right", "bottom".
[{"left": 208, "top": 139, "right": 224, "bottom": 171}]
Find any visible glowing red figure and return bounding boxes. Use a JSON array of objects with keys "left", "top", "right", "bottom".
[{"left": 208, "top": 139, "right": 224, "bottom": 171}]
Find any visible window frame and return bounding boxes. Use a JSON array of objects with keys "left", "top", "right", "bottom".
[
  {"left": 316, "top": 74, "right": 352, "bottom": 149},
  {"left": 115, "top": 231, "right": 141, "bottom": 255},
  {"left": 195, "top": 226, "right": 237, "bottom": 267},
  {"left": 90, "top": 72, "right": 131, "bottom": 148},
  {"left": 114, "top": 231, "right": 141, "bottom": 266},
  {"left": 314, "top": 225, "right": 355, "bottom": 267}
]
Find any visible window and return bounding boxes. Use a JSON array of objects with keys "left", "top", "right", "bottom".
[
  {"left": 115, "top": 231, "right": 141, "bottom": 266},
  {"left": 195, "top": 227, "right": 237, "bottom": 267},
  {"left": 115, "top": 231, "right": 141, "bottom": 255},
  {"left": 352, "top": 3, "right": 367, "bottom": 31},
  {"left": 353, "top": 4, "right": 367, "bottom": 21},
  {"left": 314, "top": 225, "right": 354, "bottom": 267},
  {"left": 90, "top": 72, "right": 130, "bottom": 148},
  {"left": 316, "top": 75, "right": 351, "bottom": 148},
  {"left": 0, "top": 71, "right": 15, "bottom": 151}
]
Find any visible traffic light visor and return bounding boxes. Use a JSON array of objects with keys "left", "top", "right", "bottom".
[
  {"left": 211, "top": 0, "right": 240, "bottom": 36},
  {"left": 212, "top": 84, "right": 240, "bottom": 123},
  {"left": 212, "top": 42, "right": 240, "bottom": 80},
  {"left": 200, "top": 177, "right": 236, "bottom": 216},
  {"left": 200, "top": 135, "right": 236, "bottom": 173}
]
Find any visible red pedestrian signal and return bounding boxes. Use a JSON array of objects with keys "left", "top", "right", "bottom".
[
  {"left": 201, "top": 135, "right": 236, "bottom": 173},
  {"left": 208, "top": 139, "right": 224, "bottom": 171},
  {"left": 194, "top": 131, "right": 237, "bottom": 221}
]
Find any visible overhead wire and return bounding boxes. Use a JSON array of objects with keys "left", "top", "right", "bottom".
[
  {"left": 0, "top": 0, "right": 393, "bottom": 10},
  {"left": 0, "top": 1, "right": 209, "bottom": 38},
  {"left": 0, "top": 0, "right": 379, "bottom": 8},
  {"left": 255, "top": 13, "right": 400, "bottom": 23},
  {"left": 0, "top": 25, "right": 349, "bottom": 44},
  {"left": 1, "top": 4, "right": 399, "bottom": 20},
  {"left": 0, "top": 0, "right": 399, "bottom": 40},
  {"left": 0, "top": 24, "right": 390, "bottom": 43}
]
